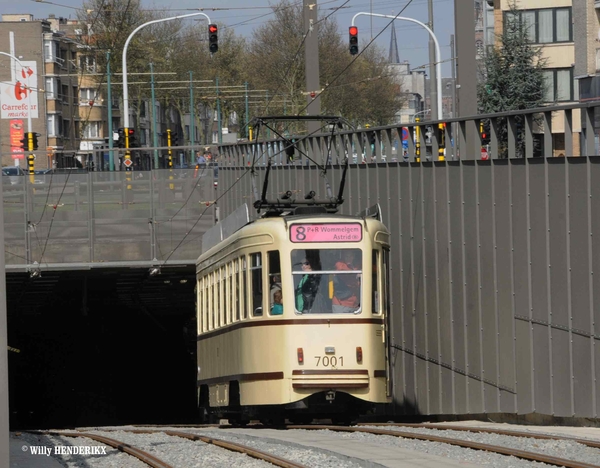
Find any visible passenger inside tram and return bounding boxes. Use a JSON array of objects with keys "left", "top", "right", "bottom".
[{"left": 292, "top": 249, "right": 362, "bottom": 314}]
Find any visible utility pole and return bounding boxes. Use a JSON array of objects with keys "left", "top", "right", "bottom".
[
  {"left": 244, "top": 82, "right": 249, "bottom": 139},
  {"left": 428, "top": 0, "right": 438, "bottom": 121},
  {"left": 107, "top": 51, "right": 115, "bottom": 171},
  {"left": 150, "top": 62, "right": 159, "bottom": 169},
  {"left": 189, "top": 71, "right": 195, "bottom": 164},
  {"left": 216, "top": 77, "right": 222, "bottom": 145},
  {"left": 451, "top": 34, "right": 458, "bottom": 158},
  {"left": 454, "top": 0, "right": 478, "bottom": 159},
  {"left": 304, "top": 0, "right": 321, "bottom": 135}
]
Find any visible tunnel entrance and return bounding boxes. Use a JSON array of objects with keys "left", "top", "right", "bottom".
[{"left": 6, "top": 266, "right": 197, "bottom": 429}]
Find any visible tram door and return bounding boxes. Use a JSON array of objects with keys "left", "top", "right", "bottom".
[{"left": 382, "top": 248, "right": 392, "bottom": 397}]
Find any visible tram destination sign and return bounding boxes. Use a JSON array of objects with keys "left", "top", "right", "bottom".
[{"left": 290, "top": 223, "right": 362, "bottom": 243}]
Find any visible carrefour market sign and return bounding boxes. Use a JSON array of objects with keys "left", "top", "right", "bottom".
[{"left": 0, "top": 61, "right": 39, "bottom": 119}]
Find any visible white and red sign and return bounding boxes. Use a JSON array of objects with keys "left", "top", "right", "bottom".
[
  {"left": 481, "top": 147, "right": 489, "bottom": 160},
  {"left": 290, "top": 223, "right": 363, "bottom": 243},
  {"left": 1, "top": 61, "right": 38, "bottom": 119},
  {"left": 9, "top": 119, "right": 24, "bottom": 159},
  {"left": 123, "top": 158, "right": 133, "bottom": 168}
]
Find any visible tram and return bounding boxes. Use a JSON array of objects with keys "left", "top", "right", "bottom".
[
  {"left": 195, "top": 115, "right": 392, "bottom": 424},
  {"left": 196, "top": 204, "right": 392, "bottom": 423}
]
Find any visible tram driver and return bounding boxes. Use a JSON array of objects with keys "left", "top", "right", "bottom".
[{"left": 332, "top": 250, "right": 361, "bottom": 313}]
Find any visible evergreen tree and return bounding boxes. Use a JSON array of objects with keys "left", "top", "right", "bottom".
[{"left": 477, "top": 3, "right": 547, "bottom": 157}]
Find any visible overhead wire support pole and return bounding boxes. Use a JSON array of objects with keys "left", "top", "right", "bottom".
[
  {"left": 150, "top": 62, "right": 159, "bottom": 169},
  {"left": 351, "top": 12, "right": 442, "bottom": 121},
  {"left": 190, "top": 71, "right": 195, "bottom": 164},
  {"left": 122, "top": 12, "right": 212, "bottom": 159},
  {"left": 107, "top": 51, "right": 115, "bottom": 171}
]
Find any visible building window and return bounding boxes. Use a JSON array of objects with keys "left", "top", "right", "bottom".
[
  {"left": 505, "top": 7, "right": 572, "bottom": 44},
  {"left": 80, "top": 88, "right": 98, "bottom": 103},
  {"left": 543, "top": 68, "right": 573, "bottom": 102},
  {"left": 61, "top": 84, "right": 69, "bottom": 104},
  {"left": 82, "top": 122, "right": 100, "bottom": 139},
  {"left": 47, "top": 115, "right": 61, "bottom": 137},
  {"left": 43, "top": 40, "right": 56, "bottom": 62},
  {"left": 79, "top": 55, "right": 96, "bottom": 73},
  {"left": 45, "top": 78, "right": 56, "bottom": 99}
]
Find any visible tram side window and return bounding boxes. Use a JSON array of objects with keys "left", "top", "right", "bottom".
[
  {"left": 268, "top": 250, "right": 282, "bottom": 315},
  {"left": 223, "top": 265, "right": 229, "bottom": 325},
  {"left": 383, "top": 248, "right": 390, "bottom": 314},
  {"left": 209, "top": 272, "right": 215, "bottom": 330},
  {"left": 372, "top": 250, "right": 380, "bottom": 314},
  {"left": 250, "top": 253, "right": 263, "bottom": 316},
  {"left": 235, "top": 260, "right": 241, "bottom": 322},
  {"left": 216, "top": 268, "right": 222, "bottom": 328},
  {"left": 241, "top": 256, "right": 248, "bottom": 319}
]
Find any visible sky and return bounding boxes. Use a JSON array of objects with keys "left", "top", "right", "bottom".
[{"left": 0, "top": 0, "right": 457, "bottom": 77}]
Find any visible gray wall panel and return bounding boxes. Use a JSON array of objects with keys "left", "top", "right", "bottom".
[
  {"left": 528, "top": 160, "right": 552, "bottom": 415},
  {"left": 399, "top": 164, "right": 417, "bottom": 411},
  {"left": 448, "top": 162, "right": 467, "bottom": 413},
  {"left": 591, "top": 160, "right": 600, "bottom": 418},
  {"left": 510, "top": 160, "right": 534, "bottom": 413},
  {"left": 552, "top": 330, "right": 573, "bottom": 417},
  {"left": 411, "top": 164, "right": 429, "bottom": 411},
  {"left": 423, "top": 164, "right": 441, "bottom": 415},
  {"left": 478, "top": 161, "right": 499, "bottom": 412},
  {"left": 567, "top": 159, "right": 594, "bottom": 417},
  {"left": 435, "top": 164, "right": 454, "bottom": 413},
  {"left": 463, "top": 162, "right": 484, "bottom": 413},
  {"left": 569, "top": 159, "right": 591, "bottom": 332},
  {"left": 546, "top": 160, "right": 572, "bottom": 417}
]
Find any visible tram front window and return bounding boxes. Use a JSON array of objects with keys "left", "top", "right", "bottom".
[{"left": 292, "top": 249, "right": 362, "bottom": 314}]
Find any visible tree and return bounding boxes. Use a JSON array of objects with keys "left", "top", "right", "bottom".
[
  {"left": 477, "top": 2, "right": 547, "bottom": 157},
  {"left": 245, "top": 0, "right": 403, "bottom": 130}
]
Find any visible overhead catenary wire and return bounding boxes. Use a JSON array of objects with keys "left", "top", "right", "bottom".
[{"left": 296, "top": 0, "right": 416, "bottom": 116}]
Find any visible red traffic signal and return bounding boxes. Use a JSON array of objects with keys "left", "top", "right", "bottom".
[
  {"left": 349, "top": 26, "right": 359, "bottom": 55},
  {"left": 208, "top": 24, "right": 218, "bottom": 53}
]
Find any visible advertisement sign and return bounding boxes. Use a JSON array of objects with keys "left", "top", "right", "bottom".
[
  {"left": 1, "top": 61, "right": 38, "bottom": 119},
  {"left": 9, "top": 119, "right": 24, "bottom": 159}
]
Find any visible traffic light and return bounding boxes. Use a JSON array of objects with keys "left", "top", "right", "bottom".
[
  {"left": 127, "top": 128, "right": 138, "bottom": 148},
  {"left": 117, "top": 128, "right": 125, "bottom": 148},
  {"left": 349, "top": 26, "right": 359, "bottom": 55},
  {"left": 31, "top": 132, "right": 39, "bottom": 151},
  {"left": 208, "top": 24, "right": 218, "bottom": 53},
  {"left": 19, "top": 136, "right": 28, "bottom": 151},
  {"left": 480, "top": 120, "right": 490, "bottom": 145}
]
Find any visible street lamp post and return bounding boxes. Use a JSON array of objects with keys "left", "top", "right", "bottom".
[
  {"left": 351, "top": 12, "right": 443, "bottom": 121},
  {"left": 122, "top": 12, "right": 212, "bottom": 163},
  {"left": 412, "top": 109, "right": 431, "bottom": 122}
]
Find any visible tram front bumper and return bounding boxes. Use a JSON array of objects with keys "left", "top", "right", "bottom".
[{"left": 291, "top": 369, "right": 369, "bottom": 389}]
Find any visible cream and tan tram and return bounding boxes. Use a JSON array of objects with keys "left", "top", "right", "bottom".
[{"left": 196, "top": 210, "right": 391, "bottom": 424}]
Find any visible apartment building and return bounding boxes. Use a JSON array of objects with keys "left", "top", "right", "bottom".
[{"left": 491, "top": 0, "right": 579, "bottom": 156}]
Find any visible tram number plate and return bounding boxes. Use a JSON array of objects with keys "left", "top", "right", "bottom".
[{"left": 315, "top": 356, "right": 344, "bottom": 367}]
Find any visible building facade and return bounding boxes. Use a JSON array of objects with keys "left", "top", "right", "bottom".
[{"left": 492, "top": 0, "right": 580, "bottom": 156}]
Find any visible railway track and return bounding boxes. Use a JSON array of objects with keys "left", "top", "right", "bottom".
[
  {"left": 23, "top": 422, "right": 600, "bottom": 468},
  {"left": 31, "top": 429, "right": 308, "bottom": 468},
  {"left": 283, "top": 424, "right": 600, "bottom": 468}
]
